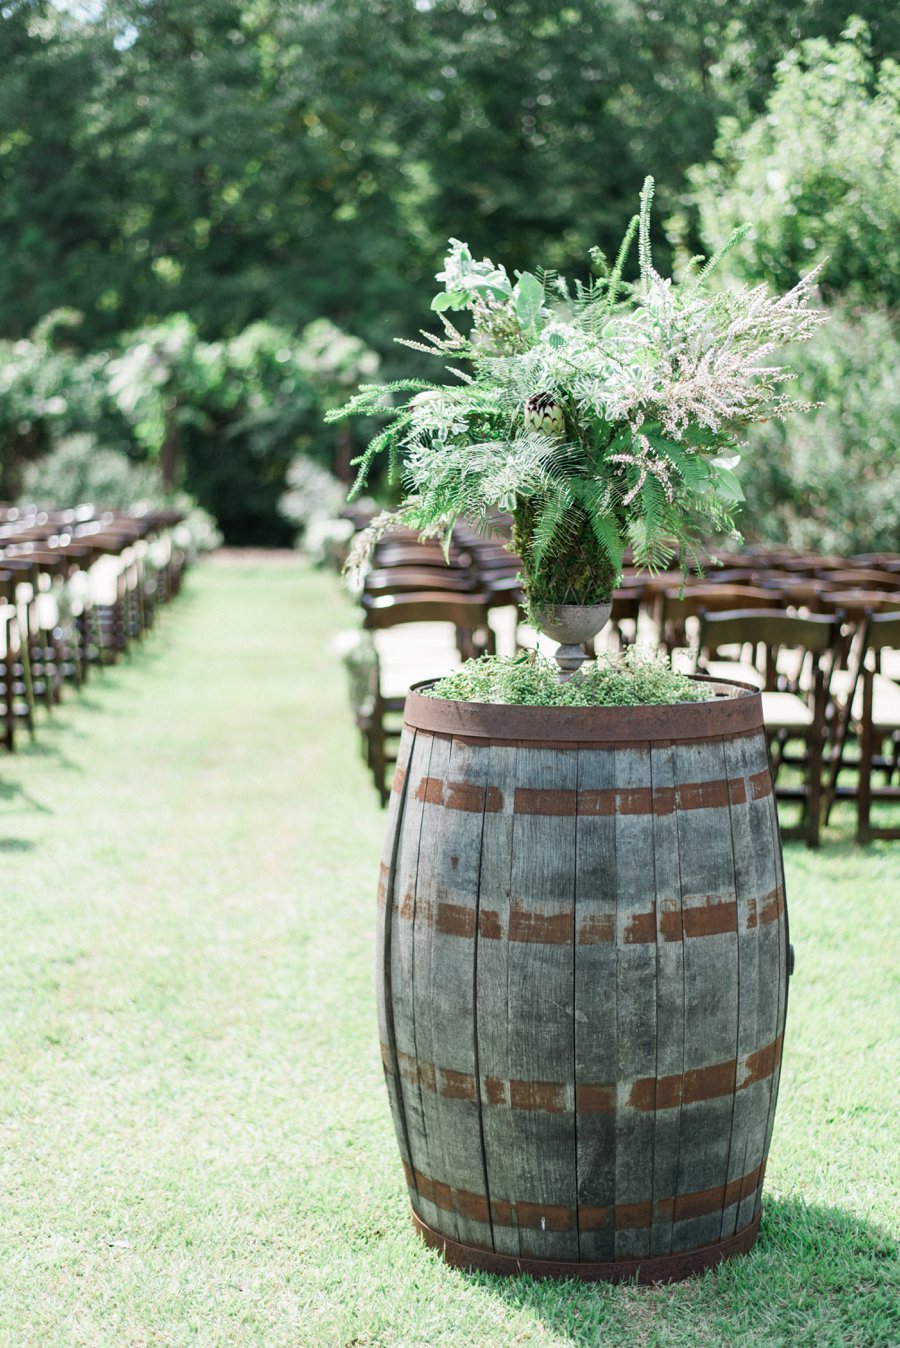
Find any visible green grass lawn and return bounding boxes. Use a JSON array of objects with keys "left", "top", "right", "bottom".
[{"left": 0, "top": 555, "right": 897, "bottom": 1348}]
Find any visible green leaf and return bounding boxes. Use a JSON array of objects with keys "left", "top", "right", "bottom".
[
  {"left": 513, "top": 271, "right": 544, "bottom": 333},
  {"left": 431, "top": 290, "right": 468, "bottom": 312},
  {"left": 679, "top": 456, "right": 715, "bottom": 494},
  {"left": 712, "top": 465, "right": 746, "bottom": 502}
]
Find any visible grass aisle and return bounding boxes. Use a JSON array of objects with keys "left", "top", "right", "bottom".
[{"left": 0, "top": 556, "right": 897, "bottom": 1348}]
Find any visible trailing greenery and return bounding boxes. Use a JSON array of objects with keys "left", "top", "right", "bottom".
[
  {"left": 332, "top": 180, "right": 826, "bottom": 607},
  {"left": 425, "top": 649, "right": 706, "bottom": 707}
]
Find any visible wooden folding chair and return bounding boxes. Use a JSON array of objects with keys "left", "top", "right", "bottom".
[
  {"left": 359, "top": 592, "right": 494, "bottom": 804},
  {"left": 660, "top": 585, "right": 777, "bottom": 661},
  {"left": 0, "top": 570, "right": 23, "bottom": 749},
  {"left": 854, "top": 613, "right": 900, "bottom": 843},
  {"left": 363, "top": 566, "right": 478, "bottom": 599},
  {"left": 697, "top": 609, "right": 843, "bottom": 846}
]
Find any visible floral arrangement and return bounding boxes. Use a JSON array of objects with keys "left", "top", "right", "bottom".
[{"left": 329, "top": 178, "right": 826, "bottom": 611}]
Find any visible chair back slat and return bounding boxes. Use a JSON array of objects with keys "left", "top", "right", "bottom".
[{"left": 363, "top": 592, "right": 491, "bottom": 631}]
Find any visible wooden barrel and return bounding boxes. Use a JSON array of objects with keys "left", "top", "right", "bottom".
[{"left": 375, "top": 680, "right": 790, "bottom": 1283}]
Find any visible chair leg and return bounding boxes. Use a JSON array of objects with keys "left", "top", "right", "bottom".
[
  {"left": 806, "top": 728, "right": 823, "bottom": 848},
  {"left": 1, "top": 614, "right": 13, "bottom": 750},
  {"left": 857, "top": 674, "right": 874, "bottom": 845}
]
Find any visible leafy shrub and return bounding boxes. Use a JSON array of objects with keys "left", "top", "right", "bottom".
[
  {"left": 107, "top": 316, "right": 379, "bottom": 544},
  {"left": 684, "top": 22, "right": 900, "bottom": 307},
  {"left": 278, "top": 455, "right": 352, "bottom": 565},
  {"left": 332, "top": 184, "right": 825, "bottom": 611},
  {"left": 19, "top": 433, "right": 222, "bottom": 554},
  {"left": 19, "top": 433, "right": 165, "bottom": 510},
  {"left": 737, "top": 307, "right": 900, "bottom": 555},
  {"left": 0, "top": 311, "right": 112, "bottom": 497},
  {"left": 426, "top": 649, "right": 706, "bottom": 707}
]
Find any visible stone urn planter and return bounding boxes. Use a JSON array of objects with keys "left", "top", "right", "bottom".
[{"left": 374, "top": 677, "right": 790, "bottom": 1283}]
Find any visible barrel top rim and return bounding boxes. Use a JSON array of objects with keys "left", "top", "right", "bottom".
[{"left": 403, "top": 676, "right": 764, "bottom": 742}]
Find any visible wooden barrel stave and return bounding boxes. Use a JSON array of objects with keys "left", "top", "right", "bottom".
[
  {"left": 725, "top": 729, "right": 776, "bottom": 1240},
  {"left": 647, "top": 739, "right": 685, "bottom": 1258},
  {"left": 377, "top": 699, "right": 788, "bottom": 1278},
  {"left": 388, "top": 730, "right": 442, "bottom": 1233},
  {"left": 507, "top": 744, "right": 580, "bottom": 1261},
  {"left": 574, "top": 744, "right": 618, "bottom": 1263},
  {"left": 669, "top": 737, "right": 741, "bottom": 1254},
  {"left": 375, "top": 727, "right": 418, "bottom": 1217},
  {"left": 417, "top": 731, "right": 492, "bottom": 1251},
  {"left": 472, "top": 739, "right": 520, "bottom": 1258},
  {"left": 611, "top": 739, "right": 658, "bottom": 1261}
]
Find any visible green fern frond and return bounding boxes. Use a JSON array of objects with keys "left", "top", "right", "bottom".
[
  {"left": 348, "top": 423, "right": 402, "bottom": 499},
  {"left": 326, "top": 379, "right": 444, "bottom": 423},
  {"left": 627, "top": 515, "right": 677, "bottom": 573},
  {"left": 531, "top": 485, "right": 575, "bottom": 571},
  {"left": 695, "top": 224, "right": 752, "bottom": 285},
  {"left": 535, "top": 265, "right": 558, "bottom": 296},
  {"left": 582, "top": 504, "right": 626, "bottom": 573},
  {"left": 638, "top": 472, "right": 667, "bottom": 532},
  {"left": 638, "top": 176, "right": 655, "bottom": 291}
]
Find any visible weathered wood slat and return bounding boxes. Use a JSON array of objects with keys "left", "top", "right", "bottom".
[
  {"left": 612, "top": 740, "right": 657, "bottom": 1261},
  {"left": 671, "top": 737, "right": 740, "bottom": 1255},
  {"left": 754, "top": 732, "right": 789, "bottom": 1210},
  {"left": 506, "top": 745, "right": 579, "bottom": 1261},
  {"left": 648, "top": 740, "right": 685, "bottom": 1258},
  {"left": 424, "top": 735, "right": 493, "bottom": 1250},
  {"left": 378, "top": 686, "right": 790, "bottom": 1281},
  {"left": 411, "top": 732, "right": 457, "bottom": 1240},
  {"left": 375, "top": 727, "right": 416, "bottom": 1208},
  {"left": 389, "top": 730, "right": 440, "bottom": 1231},
  {"left": 473, "top": 742, "right": 519, "bottom": 1257},
  {"left": 737, "top": 729, "right": 785, "bottom": 1234},
  {"left": 720, "top": 730, "right": 763, "bottom": 1241},
  {"left": 574, "top": 746, "right": 618, "bottom": 1262}
]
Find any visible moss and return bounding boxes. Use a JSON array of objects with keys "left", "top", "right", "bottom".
[
  {"left": 425, "top": 649, "right": 707, "bottom": 707},
  {"left": 512, "top": 498, "right": 619, "bottom": 606}
]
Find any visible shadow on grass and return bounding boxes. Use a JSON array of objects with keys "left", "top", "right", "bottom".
[
  {"left": 16, "top": 730, "right": 84, "bottom": 773},
  {"left": 0, "top": 837, "right": 35, "bottom": 851},
  {"left": 0, "top": 775, "right": 53, "bottom": 811},
  {"left": 459, "top": 1197, "right": 897, "bottom": 1346}
]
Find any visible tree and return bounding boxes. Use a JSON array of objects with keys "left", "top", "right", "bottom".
[
  {"left": 3, "top": 1, "right": 897, "bottom": 351},
  {"left": 684, "top": 21, "right": 900, "bottom": 305}
]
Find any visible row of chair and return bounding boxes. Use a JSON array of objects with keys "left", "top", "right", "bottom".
[
  {"left": 695, "top": 607, "right": 900, "bottom": 846},
  {"left": 341, "top": 524, "right": 900, "bottom": 843},
  {"left": 1, "top": 503, "right": 188, "bottom": 751},
  {"left": 348, "top": 525, "right": 527, "bottom": 802}
]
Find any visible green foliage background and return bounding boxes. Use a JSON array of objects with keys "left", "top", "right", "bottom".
[
  {"left": 2, "top": 1, "right": 897, "bottom": 349},
  {"left": 0, "top": 3, "right": 897, "bottom": 544},
  {"left": 686, "top": 24, "right": 900, "bottom": 553}
]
